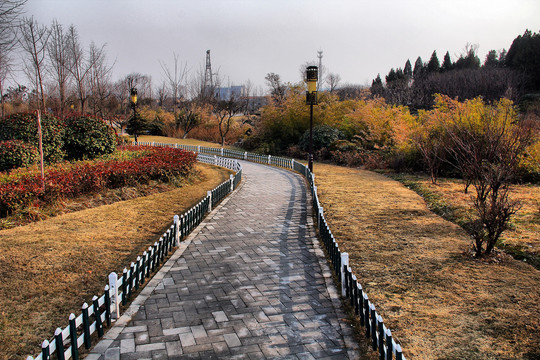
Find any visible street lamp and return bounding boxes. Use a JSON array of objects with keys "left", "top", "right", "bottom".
[
  {"left": 306, "top": 66, "right": 318, "bottom": 172},
  {"left": 130, "top": 87, "right": 138, "bottom": 143}
]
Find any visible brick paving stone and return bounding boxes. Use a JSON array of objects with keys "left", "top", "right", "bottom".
[{"left": 87, "top": 161, "right": 359, "bottom": 359}]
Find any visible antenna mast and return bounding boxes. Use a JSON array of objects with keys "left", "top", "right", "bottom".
[
  {"left": 317, "top": 50, "right": 323, "bottom": 91},
  {"left": 204, "top": 50, "right": 213, "bottom": 92}
]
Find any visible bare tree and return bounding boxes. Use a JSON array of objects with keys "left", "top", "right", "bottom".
[
  {"left": 88, "top": 42, "right": 114, "bottom": 117},
  {"left": 326, "top": 72, "right": 341, "bottom": 93},
  {"left": 0, "top": 49, "right": 13, "bottom": 117},
  {"left": 213, "top": 93, "right": 241, "bottom": 146},
  {"left": 176, "top": 101, "right": 200, "bottom": 139},
  {"left": 0, "top": 0, "right": 26, "bottom": 117},
  {"left": 160, "top": 52, "right": 187, "bottom": 116},
  {"left": 156, "top": 80, "right": 167, "bottom": 107},
  {"left": 19, "top": 16, "right": 50, "bottom": 112},
  {"left": 0, "top": 0, "right": 26, "bottom": 51},
  {"left": 242, "top": 79, "right": 253, "bottom": 115},
  {"left": 47, "top": 19, "right": 70, "bottom": 118},
  {"left": 265, "top": 72, "right": 287, "bottom": 105},
  {"left": 123, "top": 73, "right": 152, "bottom": 102},
  {"left": 66, "top": 24, "right": 91, "bottom": 113}
]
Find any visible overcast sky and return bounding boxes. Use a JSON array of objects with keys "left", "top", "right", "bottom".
[{"left": 20, "top": 0, "right": 540, "bottom": 93}]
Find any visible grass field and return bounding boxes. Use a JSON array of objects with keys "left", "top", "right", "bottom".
[
  {"left": 391, "top": 174, "right": 540, "bottom": 268},
  {"left": 313, "top": 163, "right": 540, "bottom": 360},
  {"left": 0, "top": 163, "right": 233, "bottom": 360}
]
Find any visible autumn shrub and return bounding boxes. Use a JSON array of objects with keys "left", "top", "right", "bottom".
[
  {"left": 430, "top": 95, "right": 535, "bottom": 256},
  {"left": 63, "top": 115, "right": 116, "bottom": 160},
  {"left": 299, "top": 125, "right": 344, "bottom": 153},
  {"left": 0, "top": 140, "right": 38, "bottom": 172},
  {"left": 329, "top": 149, "right": 364, "bottom": 167},
  {"left": 0, "top": 147, "right": 196, "bottom": 216},
  {"left": 0, "top": 112, "right": 65, "bottom": 163},
  {"left": 517, "top": 140, "right": 540, "bottom": 182}
]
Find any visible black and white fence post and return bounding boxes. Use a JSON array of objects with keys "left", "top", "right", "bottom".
[
  {"left": 207, "top": 191, "right": 212, "bottom": 212},
  {"left": 341, "top": 253, "right": 349, "bottom": 297},
  {"left": 386, "top": 328, "right": 393, "bottom": 360},
  {"left": 69, "top": 313, "right": 79, "bottom": 360},
  {"left": 230, "top": 174, "right": 234, "bottom": 192},
  {"left": 41, "top": 340, "right": 50, "bottom": 360},
  {"left": 93, "top": 295, "right": 104, "bottom": 338},
  {"left": 54, "top": 328, "right": 64, "bottom": 360},
  {"left": 378, "top": 314, "right": 384, "bottom": 359},
  {"left": 174, "top": 215, "right": 180, "bottom": 246},
  {"left": 81, "top": 303, "right": 91, "bottom": 349}
]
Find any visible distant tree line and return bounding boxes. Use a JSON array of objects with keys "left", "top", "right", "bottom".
[
  {"left": 371, "top": 30, "right": 540, "bottom": 110},
  {"left": 0, "top": 0, "right": 261, "bottom": 147}
]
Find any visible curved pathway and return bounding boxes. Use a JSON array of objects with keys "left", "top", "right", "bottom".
[{"left": 88, "top": 161, "right": 359, "bottom": 359}]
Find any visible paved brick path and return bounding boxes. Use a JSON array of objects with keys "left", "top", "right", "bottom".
[{"left": 88, "top": 161, "right": 359, "bottom": 359}]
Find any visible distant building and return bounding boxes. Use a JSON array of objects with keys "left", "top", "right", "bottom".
[{"left": 216, "top": 85, "right": 246, "bottom": 100}]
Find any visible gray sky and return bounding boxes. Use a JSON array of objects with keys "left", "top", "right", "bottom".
[{"left": 21, "top": 0, "right": 540, "bottom": 92}]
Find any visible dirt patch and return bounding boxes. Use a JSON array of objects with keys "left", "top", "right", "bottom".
[
  {"left": 313, "top": 163, "right": 540, "bottom": 360},
  {"left": 0, "top": 163, "right": 233, "bottom": 360}
]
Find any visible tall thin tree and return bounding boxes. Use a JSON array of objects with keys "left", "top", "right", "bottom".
[
  {"left": 19, "top": 16, "right": 50, "bottom": 112},
  {"left": 47, "top": 19, "right": 70, "bottom": 118},
  {"left": 160, "top": 52, "right": 187, "bottom": 116}
]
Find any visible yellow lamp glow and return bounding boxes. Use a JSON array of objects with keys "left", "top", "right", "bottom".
[
  {"left": 306, "top": 66, "right": 318, "bottom": 105},
  {"left": 130, "top": 88, "right": 138, "bottom": 105}
]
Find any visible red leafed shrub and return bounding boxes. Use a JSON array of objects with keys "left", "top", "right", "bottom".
[{"left": 0, "top": 147, "right": 196, "bottom": 216}]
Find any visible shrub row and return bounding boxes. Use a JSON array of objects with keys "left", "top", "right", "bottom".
[
  {"left": 0, "top": 113, "right": 117, "bottom": 172},
  {"left": 0, "top": 146, "right": 196, "bottom": 216}
]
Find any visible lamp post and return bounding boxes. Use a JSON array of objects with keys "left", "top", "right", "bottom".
[
  {"left": 130, "top": 87, "right": 138, "bottom": 143},
  {"left": 306, "top": 66, "right": 318, "bottom": 172}
]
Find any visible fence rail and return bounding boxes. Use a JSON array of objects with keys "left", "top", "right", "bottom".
[{"left": 27, "top": 142, "right": 406, "bottom": 360}]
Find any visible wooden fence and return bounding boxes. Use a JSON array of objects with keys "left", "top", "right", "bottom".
[
  {"left": 27, "top": 142, "right": 406, "bottom": 360},
  {"left": 26, "top": 152, "right": 242, "bottom": 360}
]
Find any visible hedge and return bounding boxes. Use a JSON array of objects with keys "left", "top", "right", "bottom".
[
  {"left": 0, "top": 147, "right": 197, "bottom": 216},
  {"left": 0, "top": 113, "right": 65, "bottom": 163},
  {"left": 0, "top": 140, "right": 38, "bottom": 172},
  {"left": 63, "top": 115, "right": 116, "bottom": 160}
]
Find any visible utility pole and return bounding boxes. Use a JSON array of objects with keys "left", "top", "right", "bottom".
[{"left": 317, "top": 50, "right": 323, "bottom": 91}]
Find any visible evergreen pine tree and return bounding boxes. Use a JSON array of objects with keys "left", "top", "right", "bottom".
[
  {"left": 413, "top": 56, "right": 424, "bottom": 78},
  {"left": 506, "top": 30, "right": 540, "bottom": 90},
  {"left": 484, "top": 50, "right": 499, "bottom": 67},
  {"left": 427, "top": 50, "right": 440, "bottom": 72},
  {"left": 370, "top": 74, "right": 384, "bottom": 97},
  {"left": 404, "top": 59, "right": 413, "bottom": 78},
  {"left": 441, "top": 51, "right": 453, "bottom": 72}
]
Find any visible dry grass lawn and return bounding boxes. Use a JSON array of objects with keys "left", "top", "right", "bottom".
[
  {"left": 313, "top": 163, "right": 540, "bottom": 360},
  {"left": 0, "top": 163, "right": 233, "bottom": 360},
  {"left": 394, "top": 175, "right": 539, "bottom": 265}
]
